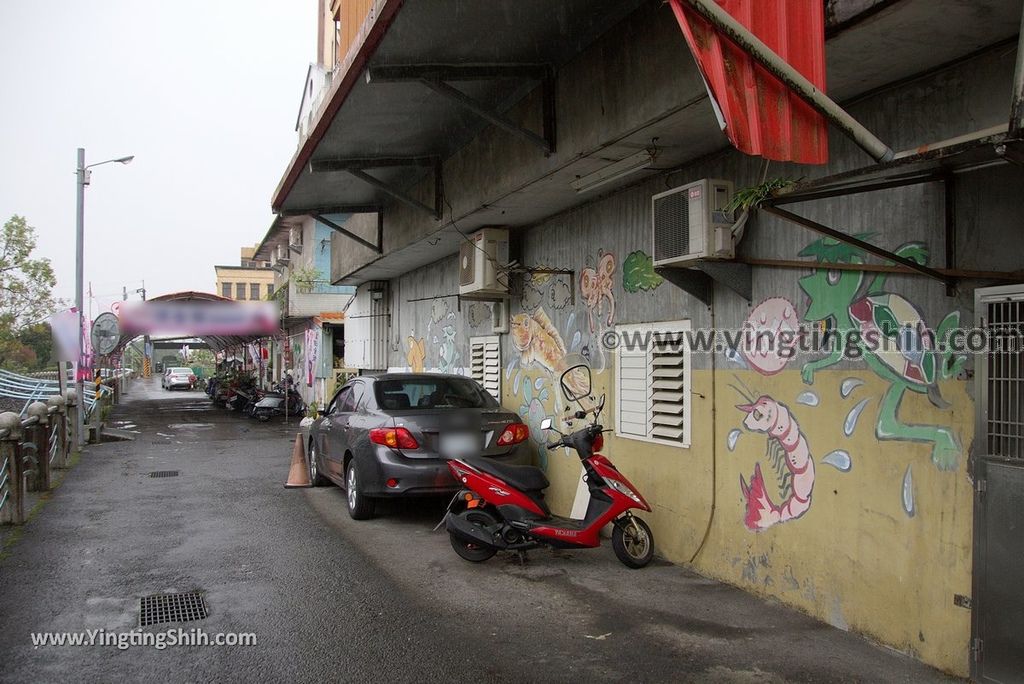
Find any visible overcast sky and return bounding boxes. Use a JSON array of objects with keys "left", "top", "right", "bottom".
[{"left": 0, "top": 1, "right": 315, "bottom": 319}]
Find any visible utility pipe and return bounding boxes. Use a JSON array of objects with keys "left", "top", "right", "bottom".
[
  {"left": 1010, "top": 5, "right": 1024, "bottom": 136},
  {"left": 681, "top": 0, "right": 895, "bottom": 162}
]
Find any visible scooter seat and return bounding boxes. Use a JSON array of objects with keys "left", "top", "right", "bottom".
[{"left": 462, "top": 457, "right": 549, "bottom": 493}]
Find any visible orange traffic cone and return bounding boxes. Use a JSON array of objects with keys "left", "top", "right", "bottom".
[{"left": 284, "top": 433, "right": 311, "bottom": 488}]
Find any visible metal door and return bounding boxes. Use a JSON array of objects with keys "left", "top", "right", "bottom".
[{"left": 973, "top": 285, "right": 1024, "bottom": 682}]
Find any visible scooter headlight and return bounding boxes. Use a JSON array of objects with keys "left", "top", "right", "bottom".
[{"left": 604, "top": 476, "right": 642, "bottom": 505}]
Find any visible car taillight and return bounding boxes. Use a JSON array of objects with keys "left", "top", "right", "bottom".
[
  {"left": 369, "top": 427, "right": 419, "bottom": 450},
  {"left": 497, "top": 422, "right": 529, "bottom": 446},
  {"left": 189, "top": 375, "right": 196, "bottom": 383},
  {"left": 593, "top": 432, "right": 604, "bottom": 451}
]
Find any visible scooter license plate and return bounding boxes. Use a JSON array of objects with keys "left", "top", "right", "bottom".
[{"left": 440, "top": 432, "right": 480, "bottom": 457}]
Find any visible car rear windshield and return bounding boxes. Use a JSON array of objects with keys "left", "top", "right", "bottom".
[
  {"left": 171, "top": 368, "right": 192, "bottom": 374},
  {"left": 374, "top": 377, "right": 497, "bottom": 410}
]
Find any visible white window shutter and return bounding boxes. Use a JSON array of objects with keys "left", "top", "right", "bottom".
[
  {"left": 614, "top": 323, "right": 690, "bottom": 448},
  {"left": 470, "top": 336, "right": 501, "bottom": 400}
]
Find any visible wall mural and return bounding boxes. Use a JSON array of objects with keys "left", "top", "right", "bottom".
[
  {"left": 580, "top": 251, "right": 616, "bottom": 333},
  {"left": 405, "top": 334, "right": 426, "bottom": 373},
  {"left": 733, "top": 384, "right": 816, "bottom": 530},
  {"left": 797, "top": 237, "right": 965, "bottom": 470},
  {"left": 741, "top": 297, "right": 802, "bottom": 375},
  {"left": 622, "top": 250, "right": 664, "bottom": 293}
]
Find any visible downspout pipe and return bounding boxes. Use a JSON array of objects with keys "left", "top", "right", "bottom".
[
  {"left": 1009, "top": 5, "right": 1024, "bottom": 137},
  {"left": 682, "top": 0, "right": 895, "bottom": 163}
]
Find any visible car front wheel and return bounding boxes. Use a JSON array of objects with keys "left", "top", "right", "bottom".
[
  {"left": 345, "top": 460, "right": 375, "bottom": 520},
  {"left": 308, "top": 442, "right": 328, "bottom": 487}
]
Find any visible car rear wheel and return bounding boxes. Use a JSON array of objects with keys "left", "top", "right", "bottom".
[
  {"left": 449, "top": 510, "right": 499, "bottom": 562},
  {"left": 345, "top": 460, "right": 375, "bottom": 520},
  {"left": 308, "top": 442, "right": 328, "bottom": 487}
]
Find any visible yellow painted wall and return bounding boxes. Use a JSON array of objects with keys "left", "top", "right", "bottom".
[{"left": 502, "top": 364, "right": 973, "bottom": 676}]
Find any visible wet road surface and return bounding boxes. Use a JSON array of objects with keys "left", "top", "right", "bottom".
[{"left": 0, "top": 378, "right": 956, "bottom": 683}]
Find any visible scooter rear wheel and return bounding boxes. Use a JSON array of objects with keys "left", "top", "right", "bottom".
[
  {"left": 449, "top": 510, "right": 498, "bottom": 563},
  {"left": 613, "top": 516, "right": 654, "bottom": 569}
]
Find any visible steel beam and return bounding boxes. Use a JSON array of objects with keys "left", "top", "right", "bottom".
[
  {"left": 419, "top": 78, "right": 552, "bottom": 153},
  {"left": 367, "top": 63, "right": 549, "bottom": 83},
  {"left": 309, "top": 156, "right": 438, "bottom": 173},
  {"left": 345, "top": 168, "right": 440, "bottom": 219},
  {"left": 279, "top": 205, "right": 382, "bottom": 217},
  {"left": 760, "top": 205, "right": 955, "bottom": 287},
  {"left": 313, "top": 213, "right": 382, "bottom": 254}
]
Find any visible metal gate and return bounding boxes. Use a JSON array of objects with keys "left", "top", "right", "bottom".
[{"left": 972, "top": 285, "right": 1024, "bottom": 682}]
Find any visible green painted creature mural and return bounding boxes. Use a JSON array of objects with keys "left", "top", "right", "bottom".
[{"left": 797, "top": 236, "right": 966, "bottom": 470}]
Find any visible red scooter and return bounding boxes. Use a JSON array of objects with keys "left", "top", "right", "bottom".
[{"left": 443, "top": 364, "right": 655, "bottom": 568}]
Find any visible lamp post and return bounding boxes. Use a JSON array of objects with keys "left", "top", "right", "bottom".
[{"left": 75, "top": 148, "right": 133, "bottom": 446}]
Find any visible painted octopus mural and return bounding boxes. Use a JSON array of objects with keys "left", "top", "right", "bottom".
[
  {"left": 797, "top": 237, "right": 965, "bottom": 470},
  {"left": 580, "top": 252, "right": 616, "bottom": 333}
]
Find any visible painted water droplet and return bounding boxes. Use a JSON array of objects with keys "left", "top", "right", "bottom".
[
  {"left": 796, "top": 391, "right": 819, "bottom": 407},
  {"left": 725, "top": 346, "right": 749, "bottom": 369},
  {"left": 570, "top": 330, "right": 582, "bottom": 352},
  {"left": 565, "top": 312, "right": 576, "bottom": 336},
  {"left": 505, "top": 359, "right": 516, "bottom": 380},
  {"left": 822, "top": 450, "right": 851, "bottom": 472},
  {"left": 902, "top": 465, "right": 916, "bottom": 517},
  {"left": 840, "top": 378, "right": 864, "bottom": 398},
  {"left": 534, "top": 377, "right": 545, "bottom": 391},
  {"left": 513, "top": 371, "right": 523, "bottom": 396},
  {"left": 843, "top": 398, "right": 870, "bottom": 437},
  {"left": 727, "top": 429, "right": 741, "bottom": 451}
]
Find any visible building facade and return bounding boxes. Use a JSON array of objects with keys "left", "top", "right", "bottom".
[
  {"left": 268, "top": 0, "right": 1024, "bottom": 677},
  {"left": 213, "top": 246, "right": 276, "bottom": 302}
]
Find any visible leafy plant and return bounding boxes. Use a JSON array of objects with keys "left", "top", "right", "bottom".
[
  {"left": 726, "top": 178, "right": 801, "bottom": 213},
  {"left": 292, "top": 266, "right": 322, "bottom": 294}
]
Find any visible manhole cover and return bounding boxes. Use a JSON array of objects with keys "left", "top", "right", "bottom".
[
  {"left": 149, "top": 470, "right": 179, "bottom": 478},
  {"left": 139, "top": 592, "right": 209, "bottom": 627}
]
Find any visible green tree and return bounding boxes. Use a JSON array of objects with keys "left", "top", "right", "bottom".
[{"left": 0, "top": 216, "right": 59, "bottom": 369}]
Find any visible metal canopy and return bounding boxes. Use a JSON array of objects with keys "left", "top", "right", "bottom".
[{"left": 273, "top": 0, "right": 648, "bottom": 216}]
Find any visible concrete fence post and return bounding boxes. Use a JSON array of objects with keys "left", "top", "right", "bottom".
[
  {"left": 90, "top": 393, "right": 102, "bottom": 443},
  {"left": 0, "top": 412, "right": 25, "bottom": 525},
  {"left": 66, "top": 389, "right": 80, "bottom": 450},
  {"left": 26, "top": 402, "right": 50, "bottom": 492}
]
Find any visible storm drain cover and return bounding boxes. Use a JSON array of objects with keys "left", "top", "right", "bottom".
[
  {"left": 139, "top": 592, "right": 208, "bottom": 627},
  {"left": 149, "top": 470, "right": 179, "bottom": 478}
]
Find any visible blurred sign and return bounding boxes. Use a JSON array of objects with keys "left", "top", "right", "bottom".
[{"left": 119, "top": 301, "right": 279, "bottom": 336}]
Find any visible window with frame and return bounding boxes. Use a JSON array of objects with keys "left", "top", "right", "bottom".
[
  {"left": 220, "top": 282, "right": 231, "bottom": 298},
  {"left": 267, "top": 282, "right": 275, "bottom": 296},
  {"left": 235, "top": 282, "right": 247, "bottom": 300},
  {"left": 615, "top": 321, "right": 691, "bottom": 448},
  {"left": 469, "top": 336, "right": 501, "bottom": 400},
  {"left": 250, "top": 283, "right": 261, "bottom": 300}
]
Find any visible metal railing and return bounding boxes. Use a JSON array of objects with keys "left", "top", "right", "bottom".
[
  {"left": 0, "top": 368, "right": 121, "bottom": 419},
  {"left": 0, "top": 397, "right": 72, "bottom": 525}
]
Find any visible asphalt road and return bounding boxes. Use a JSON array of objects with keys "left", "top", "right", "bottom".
[{"left": 0, "top": 378, "right": 956, "bottom": 683}]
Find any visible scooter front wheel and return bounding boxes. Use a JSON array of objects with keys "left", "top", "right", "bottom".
[
  {"left": 449, "top": 510, "right": 499, "bottom": 563},
  {"left": 613, "top": 516, "right": 654, "bottom": 569}
]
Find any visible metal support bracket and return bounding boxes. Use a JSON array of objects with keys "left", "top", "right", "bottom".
[
  {"left": 367, "top": 64, "right": 556, "bottom": 155},
  {"left": 761, "top": 205, "right": 956, "bottom": 288},
  {"left": 313, "top": 213, "right": 382, "bottom": 254},
  {"left": 656, "top": 262, "right": 752, "bottom": 306},
  {"left": 309, "top": 156, "right": 443, "bottom": 220}
]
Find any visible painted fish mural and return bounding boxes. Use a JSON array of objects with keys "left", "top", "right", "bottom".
[{"left": 511, "top": 308, "right": 588, "bottom": 396}]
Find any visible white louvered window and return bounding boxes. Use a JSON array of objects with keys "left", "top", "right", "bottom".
[
  {"left": 615, "top": 321, "right": 691, "bottom": 448},
  {"left": 470, "top": 336, "right": 501, "bottom": 400}
]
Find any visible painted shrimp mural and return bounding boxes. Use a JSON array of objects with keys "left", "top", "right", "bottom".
[{"left": 736, "top": 395, "right": 815, "bottom": 530}]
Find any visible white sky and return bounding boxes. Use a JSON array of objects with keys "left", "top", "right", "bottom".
[{"left": 0, "top": 1, "right": 315, "bottom": 319}]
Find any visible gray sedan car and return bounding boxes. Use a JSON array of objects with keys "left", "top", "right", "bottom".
[{"left": 308, "top": 373, "right": 534, "bottom": 519}]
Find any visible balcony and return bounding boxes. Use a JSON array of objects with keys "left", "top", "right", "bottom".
[{"left": 273, "top": 279, "right": 353, "bottom": 321}]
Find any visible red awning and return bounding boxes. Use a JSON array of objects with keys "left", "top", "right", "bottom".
[{"left": 669, "top": 0, "right": 828, "bottom": 164}]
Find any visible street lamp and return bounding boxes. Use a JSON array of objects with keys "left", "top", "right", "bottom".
[{"left": 75, "top": 148, "right": 133, "bottom": 447}]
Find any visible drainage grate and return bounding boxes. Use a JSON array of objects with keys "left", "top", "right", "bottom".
[
  {"left": 149, "top": 470, "right": 179, "bottom": 478},
  {"left": 139, "top": 591, "right": 209, "bottom": 627}
]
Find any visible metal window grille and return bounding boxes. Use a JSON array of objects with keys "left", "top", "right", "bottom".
[{"left": 982, "top": 295, "right": 1024, "bottom": 459}]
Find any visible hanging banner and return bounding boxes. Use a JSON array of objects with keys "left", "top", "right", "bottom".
[
  {"left": 50, "top": 309, "right": 79, "bottom": 364},
  {"left": 669, "top": 0, "right": 828, "bottom": 164},
  {"left": 304, "top": 328, "right": 320, "bottom": 388}
]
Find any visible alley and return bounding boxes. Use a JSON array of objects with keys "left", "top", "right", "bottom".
[{"left": 0, "top": 379, "right": 955, "bottom": 683}]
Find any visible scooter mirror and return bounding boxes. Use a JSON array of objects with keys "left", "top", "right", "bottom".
[
  {"left": 540, "top": 417, "right": 553, "bottom": 431},
  {"left": 559, "top": 363, "right": 592, "bottom": 402}
]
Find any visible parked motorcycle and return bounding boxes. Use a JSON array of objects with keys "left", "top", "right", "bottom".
[
  {"left": 252, "top": 389, "right": 305, "bottom": 422},
  {"left": 442, "top": 363, "right": 655, "bottom": 568}
]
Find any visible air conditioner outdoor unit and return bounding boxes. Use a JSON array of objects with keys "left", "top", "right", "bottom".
[
  {"left": 275, "top": 244, "right": 290, "bottom": 265},
  {"left": 651, "top": 178, "right": 735, "bottom": 267},
  {"left": 459, "top": 228, "right": 509, "bottom": 299}
]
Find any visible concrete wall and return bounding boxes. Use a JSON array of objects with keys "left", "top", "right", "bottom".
[{"left": 376, "top": 42, "right": 1023, "bottom": 676}]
